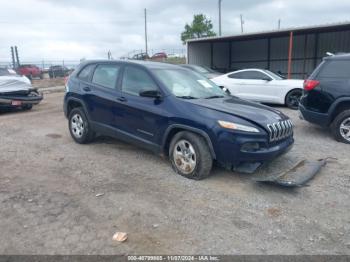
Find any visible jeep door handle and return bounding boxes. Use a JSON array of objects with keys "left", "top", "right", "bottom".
[
  {"left": 117, "top": 97, "right": 127, "bottom": 102},
  {"left": 83, "top": 86, "right": 91, "bottom": 92}
]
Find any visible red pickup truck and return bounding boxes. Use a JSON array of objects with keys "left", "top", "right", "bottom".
[{"left": 17, "top": 64, "right": 43, "bottom": 79}]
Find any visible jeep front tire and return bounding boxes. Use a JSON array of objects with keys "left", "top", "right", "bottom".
[{"left": 169, "top": 131, "right": 213, "bottom": 180}]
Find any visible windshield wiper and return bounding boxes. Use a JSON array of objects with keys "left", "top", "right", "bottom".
[
  {"left": 205, "top": 95, "right": 225, "bottom": 99},
  {"left": 176, "top": 96, "right": 198, "bottom": 99}
]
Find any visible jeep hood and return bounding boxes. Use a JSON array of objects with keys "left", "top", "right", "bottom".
[{"left": 187, "top": 96, "right": 289, "bottom": 127}]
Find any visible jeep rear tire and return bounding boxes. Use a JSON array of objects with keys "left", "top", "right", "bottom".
[
  {"left": 68, "top": 107, "right": 95, "bottom": 144},
  {"left": 331, "top": 109, "right": 350, "bottom": 144},
  {"left": 169, "top": 131, "right": 213, "bottom": 180}
]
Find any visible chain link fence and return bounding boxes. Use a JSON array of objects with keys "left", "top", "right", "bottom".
[{"left": 0, "top": 60, "right": 81, "bottom": 70}]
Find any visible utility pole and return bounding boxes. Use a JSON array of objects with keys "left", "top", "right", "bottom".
[
  {"left": 10, "top": 46, "right": 15, "bottom": 68},
  {"left": 240, "top": 14, "right": 244, "bottom": 34},
  {"left": 278, "top": 19, "right": 281, "bottom": 30},
  {"left": 14, "top": 46, "right": 20, "bottom": 67},
  {"left": 144, "top": 8, "right": 148, "bottom": 56},
  {"left": 218, "top": 0, "right": 222, "bottom": 36},
  {"left": 107, "top": 50, "right": 112, "bottom": 60}
]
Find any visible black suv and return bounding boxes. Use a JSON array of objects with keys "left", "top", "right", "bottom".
[
  {"left": 299, "top": 54, "right": 350, "bottom": 143},
  {"left": 48, "top": 65, "right": 69, "bottom": 78}
]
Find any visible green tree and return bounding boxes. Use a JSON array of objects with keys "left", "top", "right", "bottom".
[{"left": 181, "top": 14, "right": 216, "bottom": 44}]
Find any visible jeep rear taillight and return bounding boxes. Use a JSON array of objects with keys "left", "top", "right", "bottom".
[{"left": 303, "top": 79, "right": 320, "bottom": 91}]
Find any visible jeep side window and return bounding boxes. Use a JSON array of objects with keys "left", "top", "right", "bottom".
[
  {"left": 318, "top": 60, "right": 350, "bottom": 79},
  {"left": 77, "top": 64, "right": 95, "bottom": 82},
  {"left": 122, "top": 67, "right": 158, "bottom": 96},
  {"left": 92, "top": 64, "right": 120, "bottom": 89}
]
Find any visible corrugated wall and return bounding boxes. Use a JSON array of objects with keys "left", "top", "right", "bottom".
[
  {"left": 231, "top": 39, "right": 268, "bottom": 70},
  {"left": 188, "top": 43, "right": 211, "bottom": 67},
  {"left": 213, "top": 42, "right": 230, "bottom": 69},
  {"left": 188, "top": 29, "right": 350, "bottom": 79}
]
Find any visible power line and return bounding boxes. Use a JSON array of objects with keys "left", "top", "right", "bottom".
[{"left": 0, "top": 20, "right": 134, "bottom": 25}]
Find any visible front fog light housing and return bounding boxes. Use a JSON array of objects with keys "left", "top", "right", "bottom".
[
  {"left": 241, "top": 142, "right": 260, "bottom": 152},
  {"left": 218, "top": 120, "right": 260, "bottom": 133}
]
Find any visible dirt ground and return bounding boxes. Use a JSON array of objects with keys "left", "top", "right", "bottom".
[
  {"left": 0, "top": 92, "right": 349, "bottom": 255},
  {"left": 32, "top": 77, "right": 65, "bottom": 88}
]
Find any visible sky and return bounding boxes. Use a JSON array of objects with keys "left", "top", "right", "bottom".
[{"left": 0, "top": 0, "right": 350, "bottom": 62}]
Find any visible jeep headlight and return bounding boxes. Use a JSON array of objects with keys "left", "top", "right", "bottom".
[{"left": 218, "top": 120, "right": 260, "bottom": 133}]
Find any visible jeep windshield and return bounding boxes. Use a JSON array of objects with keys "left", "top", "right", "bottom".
[{"left": 153, "top": 69, "right": 226, "bottom": 99}]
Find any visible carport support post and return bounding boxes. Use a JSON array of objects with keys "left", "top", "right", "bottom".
[
  {"left": 210, "top": 42, "right": 214, "bottom": 69},
  {"left": 302, "top": 34, "right": 308, "bottom": 79},
  {"left": 267, "top": 37, "right": 271, "bottom": 70},
  {"left": 228, "top": 41, "right": 232, "bottom": 71},
  {"left": 287, "top": 31, "right": 294, "bottom": 79},
  {"left": 313, "top": 33, "right": 319, "bottom": 69}
]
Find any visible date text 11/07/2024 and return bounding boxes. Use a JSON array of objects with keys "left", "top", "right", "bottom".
[{"left": 127, "top": 255, "right": 220, "bottom": 261}]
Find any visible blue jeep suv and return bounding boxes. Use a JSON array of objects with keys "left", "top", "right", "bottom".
[{"left": 64, "top": 60, "right": 294, "bottom": 179}]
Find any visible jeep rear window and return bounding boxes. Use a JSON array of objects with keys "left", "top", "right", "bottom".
[
  {"left": 92, "top": 64, "right": 120, "bottom": 89},
  {"left": 78, "top": 64, "right": 95, "bottom": 82},
  {"left": 317, "top": 60, "right": 350, "bottom": 79}
]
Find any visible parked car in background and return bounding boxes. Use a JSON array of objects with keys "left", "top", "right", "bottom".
[
  {"left": 212, "top": 69, "right": 303, "bottom": 109},
  {"left": 167, "top": 53, "right": 182, "bottom": 58},
  {"left": 0, "top": 68, "right": 43, "bottom": 110},
  {"left": 48, "top": 65, "right": 69, "bottom": 78},
  {"left": 131, "top": 52, "right": 150, "bottom": 60},
  {"left": 181, "top": 64, "right": 222, "bottom": 79},
  {"left": 17, "top": 64, "right": 43, "bottom": 80},
  {"left": 299, "top": 54, "right": 350, "bottom": 144},
  {"left": 151, "top": 52, "right": 167, "bottom": 59},
  {"left": 64, "top": 60, "right": 294, "bottom": 180}
]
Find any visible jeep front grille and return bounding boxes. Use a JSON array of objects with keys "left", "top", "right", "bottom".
[{"left": 267, "top": 120, "right": 293, "bottom": 142}]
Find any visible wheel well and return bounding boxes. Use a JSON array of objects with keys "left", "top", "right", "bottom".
[
  {"left": 285, "top": 88, "right": 302, "bottom": 104},
  {"left": 163, "top": 128, "right": 184, "bottom": 156},
  {"left": 163, "top": 128, "right": 215, "bottom": 158},
  {"left": 330, "top": 101, "right": 350, "bottom": 123},
  {"left": 67, "top": 100, "right": 83, "bottom": 116}
]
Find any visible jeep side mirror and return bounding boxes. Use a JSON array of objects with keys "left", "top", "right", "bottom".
[{"left": 139, "top": 90, "right": 162, "bottom": 99}]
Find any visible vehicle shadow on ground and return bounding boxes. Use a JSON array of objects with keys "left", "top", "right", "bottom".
[
  {"left": 72, "top": 136, "right": 301, "bottom": 195},
  {"left": 93, "top": 135, "right": 152, "bottom": 152},
  {"left": 299, "top": 122, "right": 332, "bottom": 136},
  {"left": 209, "top": 165, "right": 300, "bottom": 194},
  {"left": 0, "top": 107, "right": 24, "bottom": 115}
]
